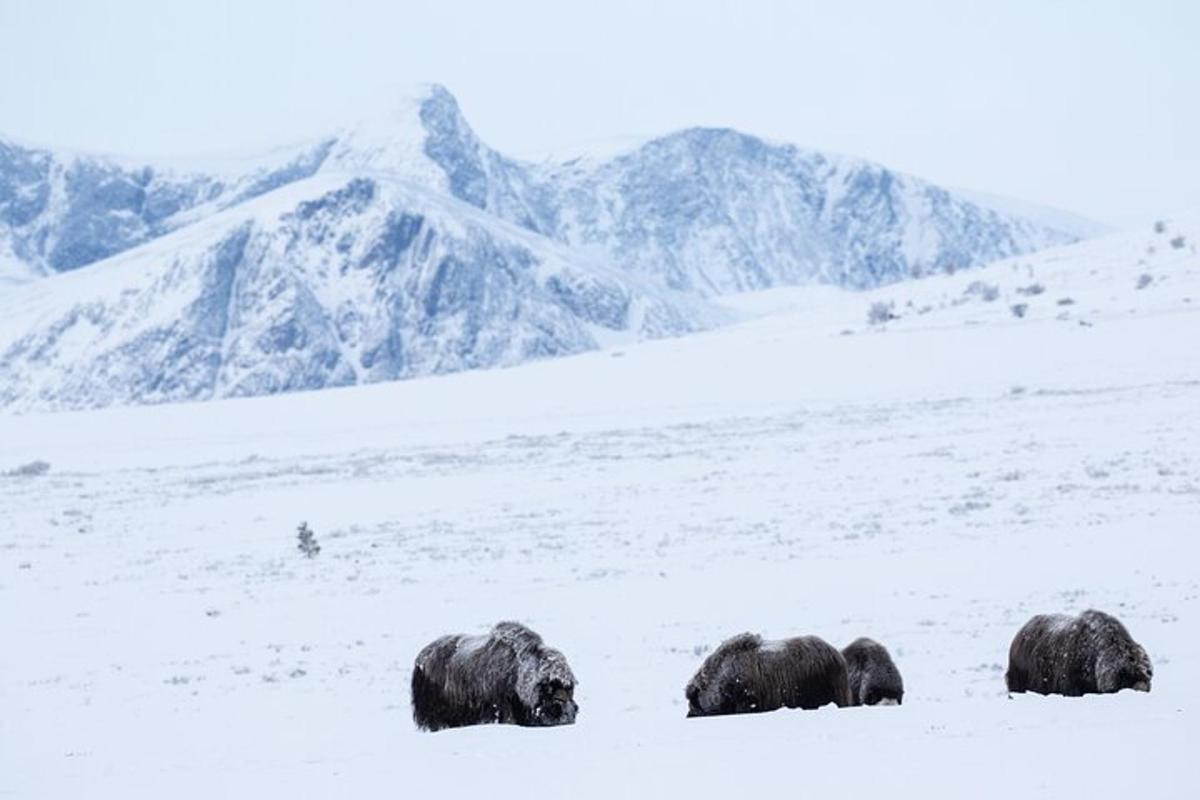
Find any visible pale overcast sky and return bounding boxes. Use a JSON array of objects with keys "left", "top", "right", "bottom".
[{"left": 1, "top": 0, "right": 1195, "bottom": 226}]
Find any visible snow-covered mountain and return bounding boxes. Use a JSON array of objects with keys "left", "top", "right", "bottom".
[
  {"left": 523, "top": 130, "right": 1091, "bottom": 293},
  {"left": 0, "top": 171, "right": 719, "bottom": 412},
  {"left": 0, "top": 84, "right": 1096, "bottom": 411}
]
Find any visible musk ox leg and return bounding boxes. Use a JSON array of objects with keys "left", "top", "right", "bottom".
[
  {"left": 795, "top": 678, "right": 848, "bottom": 710},
  {"left": 831, "top": 665, "right": 852, "bottom": 708},
  {"left": 1005, "top": 665, "right": 1028, "bottom": 694},
  {"left": 797, "top": 654, "right": 852, "bottom": 709},
  {"left": 412, "top": 664, "right": 453, "bottom": 732}
]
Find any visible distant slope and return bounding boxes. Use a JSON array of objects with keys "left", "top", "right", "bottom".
[
  {"left": 841, "top": 209, "right": 1198, "bottom": 333},
  {"left": 717, "top": 210, "right": 1199, "bottom": 342},
  {"left": 951, "top": 186, "right": 1113, "bottom": 240}
]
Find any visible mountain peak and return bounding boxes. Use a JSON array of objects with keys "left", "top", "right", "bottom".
[{"left": 318, "top": 82, "right": 473, "bottom": 186}]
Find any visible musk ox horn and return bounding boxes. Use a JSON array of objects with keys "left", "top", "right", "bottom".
[{"left": 842, "top": 637, "right": 904, "bottom": 706}]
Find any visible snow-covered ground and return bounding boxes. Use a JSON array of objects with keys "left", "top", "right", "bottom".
[{"left": 1, "top": 217, "right": 1198, "bottom": 798}]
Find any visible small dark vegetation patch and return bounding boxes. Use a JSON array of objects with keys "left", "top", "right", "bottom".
[
  {"left": 867, "top": 300, "right": 898, "bottom": 325},
  {"left": 4, "top": 460, "right": 50, "bottom": 477}
]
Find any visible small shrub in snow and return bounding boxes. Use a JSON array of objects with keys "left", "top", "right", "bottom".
[
  {"left": 1169, "top": 235, "right": 1185, "bottom": 249},
  {"left": 1016, "top": 283, "right": 1045, "bottom": 297},
  {"left": 297, "top": 522, "right": 321, "bottom": 558},
  {"left": 1154, "top": 220, "right": 1167, "bottom": 234},
  {"left": 964, "top": 281, "right": 1000, "bottom": 302},
  {"left": 5, "top": 460, "right": 50, "bottom": 477},
  {"left": 1010, "top": 303, "right": 1029, "bottom": 319},
  {"left": 1136, "top": 273, "right": 1154, "bottom": 290},
  {"left": 867, "top": 300, "right": 898, "bottom": 325},
  {"left": 1056, "top": 297, "right": 1075, "bottom": 306}
]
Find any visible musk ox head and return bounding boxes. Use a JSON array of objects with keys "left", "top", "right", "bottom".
[
  {"left": 1098, "top": 643, "right": 1153, "bottom": 693},
  {"left": 531, "top": 676, "right": 578, "bottom": 726},
  {"left": 684, "top": 633, "right": 760, "bottom": 717},
  {"left": 519, "top": 647, "right": 578, "bottom": 726},
  {"left": 842, "top": 637, "right": 904, "bottom": 707},
  {"left": 684, "top": 653, "right": 723, "bottom": 717}
]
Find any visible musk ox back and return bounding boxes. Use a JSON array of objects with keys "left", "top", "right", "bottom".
[
  {"left": 842, "top": 637, "right": 904, "bottom": 706},
  {"left": 1006, "top": 609, "right": 1152, "bottom": 697},
  {"left": 411, "top": 621, "right": 578, "bottom": 731},
  {"left": 685, "top": 632, "right": 851, "bottom": 717}
]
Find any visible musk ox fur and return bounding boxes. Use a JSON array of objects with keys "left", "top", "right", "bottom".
[
  {"left": 685, "top": 632, "right": 851, "bottom": 717},
  {"left": 411, "top": 621, "right": 578, "bottom": 731},
  {"left": 1005, "top": 609, "right": 1152, "bottom": 696},
  {"left": 842, "top": 637, "right": 904, "bottom": 706}
]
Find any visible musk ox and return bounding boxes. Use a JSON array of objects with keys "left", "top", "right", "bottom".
[
  {"left": 842, "top": 637, "right": 904, "bottom": 706},
  {"left": 685, "top": 632, "right": 851, "bottom": 717},
  {"left": 1005, "top": 609, "right": 1153, "bottom": 696},
  {"left": 411, "top": 621, "right": 578, "bottom": 731}
]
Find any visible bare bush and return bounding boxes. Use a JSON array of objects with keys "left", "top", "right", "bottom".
[
  {"left": 964, "top": 281, "right": 1000, "bottom": 302},
  {"left": 297, "top": 522, "right": 321, "bottom": 558},
  {"left": 1010, "top": 303, "right": 1029, "bottom": 319},
  {"left": 1136, "top": 273, "right": 1154, "bottom": 290},
  {"left": 1016, "top": 283, "right": 1045, "bottom": 297},
  {"left": 867, "top": 301, "right": 898, "bottom": 325},
  {"left": 5, "top": 460, "right": 50, "bottom": 477}
]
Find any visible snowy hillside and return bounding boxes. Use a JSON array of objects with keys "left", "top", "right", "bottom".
[
  {"left": 0, "top": 133, "right": 334, "bottom": 274},
  {"left": 0, "top": 171, "right": 719, "bottom": 411},
  {"left": 722, "top": 210, "right": 1200, "bottom": 337},
  {"left": 0, "top": 85, "right": 1095, "bottom": 411},
  {"left": 1, "top": 211, "right": 1196, "bottom": 799}
]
